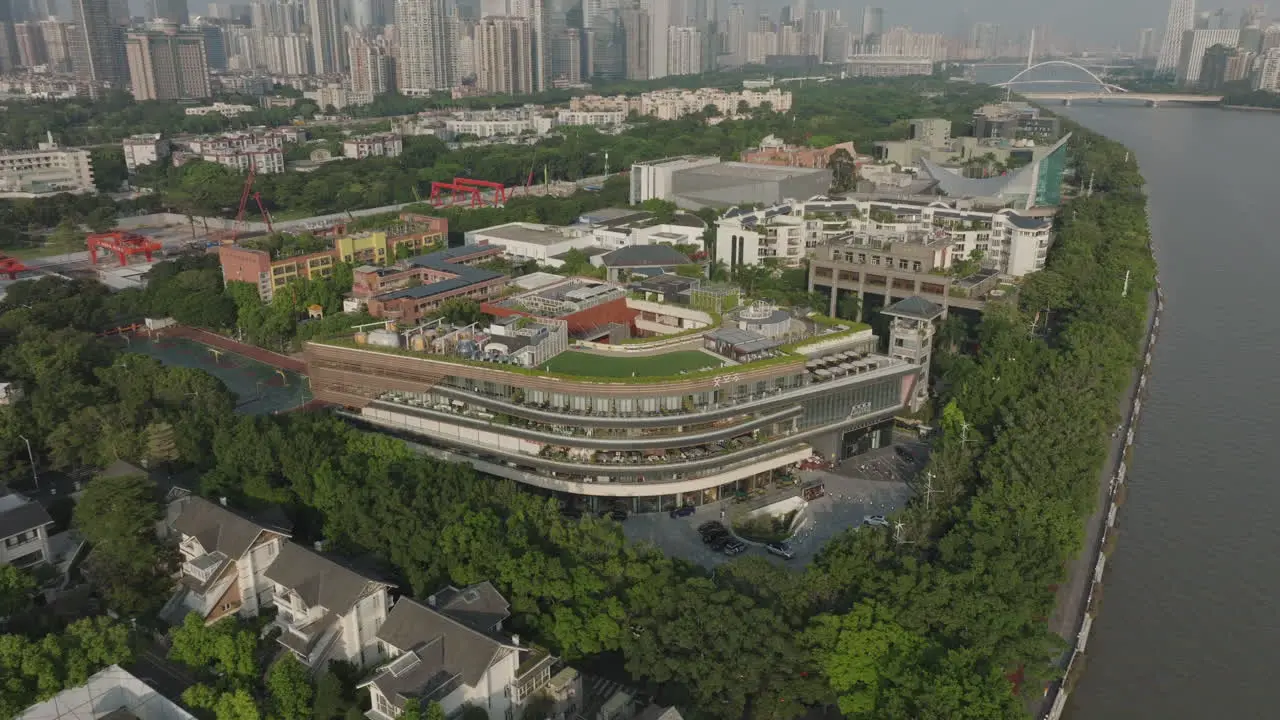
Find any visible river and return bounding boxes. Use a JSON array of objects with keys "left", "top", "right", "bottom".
[{"left": 1057, "top": 105, "right": 1280, "bottom": 718}]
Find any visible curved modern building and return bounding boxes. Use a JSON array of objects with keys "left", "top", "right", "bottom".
[{"left": 306, "top": 310, "right": 923, "bottom": 513}]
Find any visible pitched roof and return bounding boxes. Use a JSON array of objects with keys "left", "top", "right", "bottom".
[
  {"left": 264, "top": 542, "right": 390, "bottom": 613},
  {"left": 634, "top": 706, "right": 685, "bottom": 720},
  {"left": 0, "top": 494, "right": 53, "bottom": 541},
  {"left": 171, "top": 496, "right": 289, "bottom": 560},
  {"left": 882, "top": 295, "right": 944, "bottom": 320},
  {"left": 373, "top": 247, "right": 506, "bottom": 302},
  {"left": 600, "top": 245, "right": 691, "bottom": 268},
  {"left": 99, "top": 459, "right": 147, "bottom": 478},
  {"left": 372, "top": 595, "right": 510, "bottom": 701},
  {"left": 1000, "top": 211, "right": 1053, "bottom": 230},
  {"left": 433, "top": 581, "right": 510, "bottom": 633}
]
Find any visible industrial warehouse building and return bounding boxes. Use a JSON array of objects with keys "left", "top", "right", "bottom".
[{"left": 629, "top": 156, "right": 832, "bottom": 210}]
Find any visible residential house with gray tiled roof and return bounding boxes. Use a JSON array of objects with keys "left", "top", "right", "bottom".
[
  {"left": 168, "top": 496, "right": 291, "bottom": 624},
  {"left": 266, "top": 542, "right": 394, "bottom": 669},
  {"left": 361, "top": 583, "right": 556, "bottom": 720},
  {"left": 0, "top": 490, "right": 53, "bottom": 569}
]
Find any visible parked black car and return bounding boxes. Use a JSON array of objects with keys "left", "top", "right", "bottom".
[
  {"left": 722, "top": 540, "right": 747, "bottom": 556},
  {"left": 669, "top": 505, "right": 696, "bottom": 518},
  {"left": 766, "top": 541, "right": 794, "bottom": 559}
]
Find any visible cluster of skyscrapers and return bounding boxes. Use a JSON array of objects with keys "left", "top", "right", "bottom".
[
  {"left": 1, "top": 1, "right": 913, "bottom": 100},
  {"left": 1148, "top": 0, "right": 1280, "bottom": 89},
  {"left": 0, "top": 1, "right": 1056, "bottom": 105}
]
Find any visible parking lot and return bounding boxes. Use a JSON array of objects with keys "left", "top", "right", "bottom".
[{"left": 620, "top": 443, "right": 923, "bottom": 568}]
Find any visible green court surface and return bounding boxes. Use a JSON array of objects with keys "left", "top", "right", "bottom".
[
  {"left": 543, "top": 350, "right": 721, "bottom": 378},
  {"left": 116, "top": 336, "right": 312, "bottom": 414}
]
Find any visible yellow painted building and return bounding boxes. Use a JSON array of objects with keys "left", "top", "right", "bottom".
[
  {"left": 335, "top": 228, "right": 446, "bottom": 265},
  {"left": 269, "top": 251, "right": 336, "bottom": 291}
]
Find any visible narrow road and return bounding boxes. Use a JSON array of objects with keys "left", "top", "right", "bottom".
[{"left": 1039, "top": 286, "right": 1158, "bottom": 715}]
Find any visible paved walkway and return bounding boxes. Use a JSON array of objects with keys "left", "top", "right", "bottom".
[
  {"left": 620, "top": 445, "right": 917, "bottom": 568},
  {"left": 1039, "top": 287, "right": 1158, "bottom": 714}
]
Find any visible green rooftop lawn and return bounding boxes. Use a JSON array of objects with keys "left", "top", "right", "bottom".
[{"left": 543, "top": 350, "right": 722, "bottom": 378}]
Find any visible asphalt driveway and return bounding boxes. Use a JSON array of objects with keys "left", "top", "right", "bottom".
[{"left": 620, "top": 445, "right": 919, "bottom": 568}]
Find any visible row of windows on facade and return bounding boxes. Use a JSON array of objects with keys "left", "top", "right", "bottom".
[
  {"left": 441, "top": 373, "right": 812, "bottom": 410},
  {"left": 839, "top": 252, "right": 928, "bottom": 272},
  {"left": 4, "top": 529, "right": 39, "bottom": 548}
]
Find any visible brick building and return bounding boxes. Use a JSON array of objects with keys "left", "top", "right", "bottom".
[
  {"left": 360, "top": 245, "right": 508, "bottom": 324},
  {"left": 740, "top": 135, "right": 857, "bottom": 170}
]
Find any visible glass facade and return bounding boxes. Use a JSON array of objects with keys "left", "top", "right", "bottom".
[
  {"left": 1035, "top": 142, "right": 1067, "bottom": 207},
  {"left": 799, "top": 377, "right": 902, "bottom": 429}
]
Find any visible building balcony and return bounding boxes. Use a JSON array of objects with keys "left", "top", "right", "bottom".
[
  {"left": 421, "top": 367, "right": 898, "bottom": 427},
  {"left": 368, "top": 397, "right": 804, "bottom": 451},
  {"left": 182, "top": 551, "right": 228, "bottom": 586},
  {"left": 512, "top": 647, "right": 556, "bottom": 704},
  {"left": 362, "top": 403, "right": 808, "bottom": 478},
  {"left": 276, "top": 611, "right": 340, "bottom": 666}
]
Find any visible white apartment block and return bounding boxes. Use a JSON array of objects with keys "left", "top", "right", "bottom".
[
  {"left": 588, "top": 218, "right": 704, "bottom": 250},
  {"left": 182, "top": 127, "right": 304, "bottom": 154},
  {"left": 202, "top": 146, "right": 286, "bottom": 174},
  {"left": 0, "top": 145, "right": 95, "bottom": 196},
  {"left": 716, "top": 208, "right": 818, "bottom": 269},
  {"left": 846, "top": 55, "right": 934, "bottom": 77},
  {"left": 122, "top": 133, "right": 170, "bottom": 172},
  {"left": 361, "top": 583, "right": 556, "bottom": 720},
  {"left": 169, "top": 496, "right": 290, "bottom": 624},
  {"left": 0, "top": 491, "right": 53, "bottom": 569},
  {"left": 184, "top": 102, "right": 255, "bottom": 116},
  {"left": 568, "top": 87, "right": 792, "bottom": 121},
  {"left": 443, "top": 108, "right": 554, "bottom": 138},
  {"left": 800, "top": 196, "right": 1054, "bottom": 277},
  {"left": 554, "top": 109, "right": 626, "bottom": 128},
  {"left": 343, "top": 133, "right": 403, "bottom": 159}
]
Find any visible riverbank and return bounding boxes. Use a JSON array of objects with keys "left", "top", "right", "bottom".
[
  {"left": 1040, "top": 274, "right": 1163, "bottom": 720},
  {"left": 1221, "top": 104, "right": 1280, "bottom": 113}
]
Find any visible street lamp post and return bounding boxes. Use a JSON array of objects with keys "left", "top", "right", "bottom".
[{"left": 18, "top": 434, "right": 37, "bottom": 488}]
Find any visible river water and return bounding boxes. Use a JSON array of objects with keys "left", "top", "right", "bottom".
[{"left": 1056, "top": 105, "right": 1280, "bottom": 718}]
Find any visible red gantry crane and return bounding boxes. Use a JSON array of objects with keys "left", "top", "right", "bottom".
[
  {"left": 87, "top": 231, "right": 162, "bottom": 266},
  {"left": 0, "top": 254, "right": 30, "bottom": 279},
  {"left": 452, "top": 177, "right": 509, "bottom": 205},
  {"left": 230, "top": 165, "right": 258, "bottom": 245},
  {"left": 427, "top": 181, "right": 483, "bottom": 208}
]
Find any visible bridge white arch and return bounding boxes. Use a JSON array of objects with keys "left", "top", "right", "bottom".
[{"left": 993, "top": 60, "right": 1129, "bottom": 94}]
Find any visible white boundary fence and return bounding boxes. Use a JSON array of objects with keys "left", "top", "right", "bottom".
[{"left": 1043, "top": 276, "right": 1163, "bottom": 720}]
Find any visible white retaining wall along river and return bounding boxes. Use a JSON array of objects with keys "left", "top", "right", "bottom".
[{"left": 1042, "top": 276, "right": 1164, "bottom": 720}]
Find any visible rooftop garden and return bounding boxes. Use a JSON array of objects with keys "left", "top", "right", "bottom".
[
  {"left": 315, "top": 315, "right": 873, "bottom": 385},
  {"left": 241, "top": 231, "right": 331, "bottom": 260}
]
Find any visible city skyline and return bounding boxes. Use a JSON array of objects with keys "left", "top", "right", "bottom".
[{"left": 126, "top": 0, "right": 1273, "bottom": 48}]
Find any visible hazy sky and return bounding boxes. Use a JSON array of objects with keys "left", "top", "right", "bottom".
[
  {"left": 826, "top": 0, "right": 1265, "bottom": 47},
  {"left": 746, "top": 0, "right": 1265, "bottom": 48}
]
